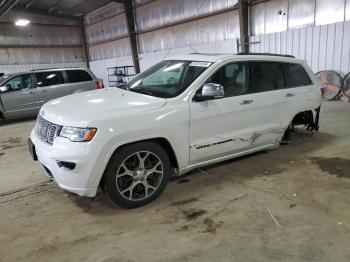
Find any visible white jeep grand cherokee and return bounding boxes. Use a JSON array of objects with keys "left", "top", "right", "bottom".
[{"left": 29, "top": 53, "right": 322, "bottom": 208}]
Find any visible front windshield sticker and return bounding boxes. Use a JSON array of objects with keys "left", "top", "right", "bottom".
[{"left": 189, "top": 61, "right": 212, "bottom": 67}]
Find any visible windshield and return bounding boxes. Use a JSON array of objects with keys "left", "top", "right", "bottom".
[
  {"left": 124, "top": 60, "right": 212, "bottom": 98},
  {"left": 0, "top": 74, "right": 11, "bottom": 84}
]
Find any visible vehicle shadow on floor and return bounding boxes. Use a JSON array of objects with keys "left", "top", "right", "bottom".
[
  {"left": 0, "top": 116, "right": 37, "bottom": 126},
  {"left": 68, "top": 129, "right": 338, "bottom": 214}
]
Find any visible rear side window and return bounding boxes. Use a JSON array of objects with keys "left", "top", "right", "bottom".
[
  {"left": 281, "top": 63, "right": 312, "bottom": 88},
  {"left": 36, "top": 71, "right": 64, "bottom": 87},
  {"left": 249, "top": 62, "right": 285, "bottom": 93},
  {"left": 66, "top": 70, "right": 93, "bottom": 83}
]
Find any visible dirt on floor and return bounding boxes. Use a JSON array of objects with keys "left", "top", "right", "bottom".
[{"left": 0, "top": 102, "right": 349, "bottom": 262}]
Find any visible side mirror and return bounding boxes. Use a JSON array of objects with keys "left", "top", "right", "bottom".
[
  {"left": 193, "top": 83, "right": 224, "bottom": 102},
  {"left": 0, "top": 86, "right": 9, "bottom": 93}
]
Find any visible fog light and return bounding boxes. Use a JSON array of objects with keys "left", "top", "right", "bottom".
[{"left": 57, "top": 161, "right": 76, "bottom": 170}]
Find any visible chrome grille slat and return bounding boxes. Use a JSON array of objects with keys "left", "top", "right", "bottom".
[{"left": 36, "top": 115, "right": 62, "bottom": 145}]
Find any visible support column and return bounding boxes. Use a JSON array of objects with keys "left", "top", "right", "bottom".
[
  {"left": 80, "top": 17, "right": 90, "bottom": 68},
  {"left": 124, "top": 1, "right": 140, "bottom": 74},
  {"left": 238, "top": 0, "right": 249, "bottom": 53}
]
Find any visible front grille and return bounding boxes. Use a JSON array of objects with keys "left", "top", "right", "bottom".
[{"left": 36, "top": 115, "right": 62, "bottom": 145}]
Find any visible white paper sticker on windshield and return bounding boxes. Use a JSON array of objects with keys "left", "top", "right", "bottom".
[{"left": 189, "top": 61, "right": 212, "bottom": 67}]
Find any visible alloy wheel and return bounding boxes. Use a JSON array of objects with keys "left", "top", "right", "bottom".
[{"left": 116, "top": 151, "right": 164, "bottom": 201}]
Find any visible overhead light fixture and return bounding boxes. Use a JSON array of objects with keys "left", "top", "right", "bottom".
[{"left": 15, "top": 19, "right": 30, "bottom": 26}]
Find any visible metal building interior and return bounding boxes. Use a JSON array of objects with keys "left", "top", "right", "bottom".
[{"left": 0, "top": 0, "right": 350, "bottom": 261}]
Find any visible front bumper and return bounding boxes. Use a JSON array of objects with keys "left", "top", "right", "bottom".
[{"left": 30, "top": 128, "right": 105, "bottom": 197}]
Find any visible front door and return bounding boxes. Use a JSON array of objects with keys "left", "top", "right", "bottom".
[
  {"left": 189, "top": 62, "right": 252, "bottom": 164},
  {"left": 1, "top": 74, "right": 40, "bottom": 118},
  {"left": 189, "top": 61, "right": 284, "bottom": 164}
]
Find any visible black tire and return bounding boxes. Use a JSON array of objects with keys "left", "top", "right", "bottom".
[{"left": 103, "top": 141, "right": 171, "bottom": 208}]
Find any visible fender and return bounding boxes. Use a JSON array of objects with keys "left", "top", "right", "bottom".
[{"left": 92, "top": 134, "right": 181, "bottom": 188}]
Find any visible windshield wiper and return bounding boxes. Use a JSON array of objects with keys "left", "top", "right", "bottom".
[
  {"left": 117, "top": 83, "right": 129, "bottom": 90},
  {"left": 129, "top": 87, "right": 154, "bottom": 96}
]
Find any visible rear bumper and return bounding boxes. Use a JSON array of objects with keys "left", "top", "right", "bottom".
[{"left": 30, "top": 128, "right": 105, "bottom": 197}]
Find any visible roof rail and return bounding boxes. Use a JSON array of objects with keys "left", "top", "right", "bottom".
[
  {"left": 237, "top": 52, "right": 296, "bottom": 58},
  {"left": 29, "top": 67, "right": 80, "bottom": 71},
  {"left": 189, "top": 52, "right": 231, "bottom": 56}
]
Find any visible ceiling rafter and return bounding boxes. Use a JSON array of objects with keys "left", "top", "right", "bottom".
[
  {"left": 2, "top": 0, "right": 131, "bottom": 20},
  {"left": 11, "top": 6, "right": 80, "bottom": 20},
  {"left": 66, "top": 0, "right": 101, "bottom": 16},
  {"left": 25, "top": 0, "right": 39, "bottom": 8},
  {"left": 48, "top": 0, "right": 65, "bottom": 13},
  {"left": 0, "top": 0, "right": 21, "bottom": 19}
]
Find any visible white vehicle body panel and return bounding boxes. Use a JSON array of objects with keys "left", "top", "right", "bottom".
[{"left": 30, "top": 54, "right": 322, "bottom": 197}]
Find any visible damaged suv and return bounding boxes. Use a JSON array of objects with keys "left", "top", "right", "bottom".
[{"left": 28, "top": 53, "right": 322, "bottom": 208}]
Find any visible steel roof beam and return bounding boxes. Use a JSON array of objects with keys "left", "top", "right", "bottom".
[{"left": 0, "top": 0, "right": 21, "bottom": 19}]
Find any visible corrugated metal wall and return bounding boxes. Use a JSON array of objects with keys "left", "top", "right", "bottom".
[
  {"left": 137, "top": 10, "right": 240, "bottom": 54},
  {"left": 0, "top": 62, "right": 87, "bottom": 74},
  {"left": 87, "top": 0, "right": 240, "bottom": 84},
  {"left": 0, "top": 23, "right": 82, "bottom": 46},
  {"left": 0, "top": 11, "right": 86, "bottom": 74},
  {"left": 250, "top": 21, "right": 350, "bottom": 75},
  {"left": 135, "top": 0, "right": 238, "bottom": 32},
  {"left": 85, "top": 14, "right": 128, "bottom": 45},
  {"left": 250, "top": 0, "right": 350, "bottom": 35},
  {"left": 86, "top": 0, "right": 350, "bottom": 84},
  {"left": 0, "top": 47, "right": 85, "bottom": 65}
]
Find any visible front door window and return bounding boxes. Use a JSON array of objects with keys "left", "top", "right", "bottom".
[{"left": 5, "top": 75, "right": 33, "bottom": 92}]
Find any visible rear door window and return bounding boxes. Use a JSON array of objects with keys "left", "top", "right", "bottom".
[
  {"left": 248, "top": 62, "right": 285, "bottom": 94},
  {"left": 36, "top": 71, "right": 64, "bottom": 87},
  {"left": 66, "top": 70, "right": 93, "bottom": 83},
  {"left": 281, "top": 63, "right": 312, "bottom": 88}
]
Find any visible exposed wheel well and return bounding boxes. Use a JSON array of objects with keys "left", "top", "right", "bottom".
[{"left": 291, "top": 110, "right": 314, "bottom": 127}]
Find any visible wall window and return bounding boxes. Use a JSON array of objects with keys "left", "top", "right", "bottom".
[
  {"left": 36, "top": 72, "right": 64, "bottom": 87},
  {"left": 66, "top": 70, "right": 93, "bottom": 83},
  {"left": 206, "top": 63, "right": 248, "bottom": 97}
]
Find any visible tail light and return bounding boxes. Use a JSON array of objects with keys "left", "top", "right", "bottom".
[
  {"left": 320, "top": 87, "right": 325, "bottom": 95},
  {"left": 95, "top": 79, "right": 104, "bottom": 89}
]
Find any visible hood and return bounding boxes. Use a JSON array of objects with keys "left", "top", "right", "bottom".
[{"left": 40, "top": 88, "right": 167, "bottom": 127}]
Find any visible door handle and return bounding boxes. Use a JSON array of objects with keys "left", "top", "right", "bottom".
[
  {"left": 37, "top": 90, "right": 47, "bottom": 93},
  {"left": 240, "top": 99, "right": 253, "bottom": 105},
  {"left": 28, "top": 91, "right": 37, "bottom": 94},
  {"left": 286, "top": 92, "right": 296, "bottom": 97}
]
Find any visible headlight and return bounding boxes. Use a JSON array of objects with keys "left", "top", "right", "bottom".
[{"left": 59, "top": 127, "right": 97, "bottom": 142}]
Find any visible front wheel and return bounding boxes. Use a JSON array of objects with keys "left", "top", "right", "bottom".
[{"left": 103, "top": 142, "right": 171, "bottom": 208}]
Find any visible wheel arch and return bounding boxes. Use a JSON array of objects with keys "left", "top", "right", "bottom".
[
  {"left": 97, "top": 136, "right": 180, "bottom": 188},
  {"left": 286, "top": 107, "right": 317, "bottom": 127},
  {"left": 0, "top": 110, "right": 5, "bottom": 120}
]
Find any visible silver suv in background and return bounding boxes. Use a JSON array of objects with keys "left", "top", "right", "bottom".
[{"left": 0, "top": 68, "right": 100, "bottom": 120}]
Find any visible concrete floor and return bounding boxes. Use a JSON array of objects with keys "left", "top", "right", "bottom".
[{"left": 0, "top": 101, "right": 349, "bottom": 262}]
